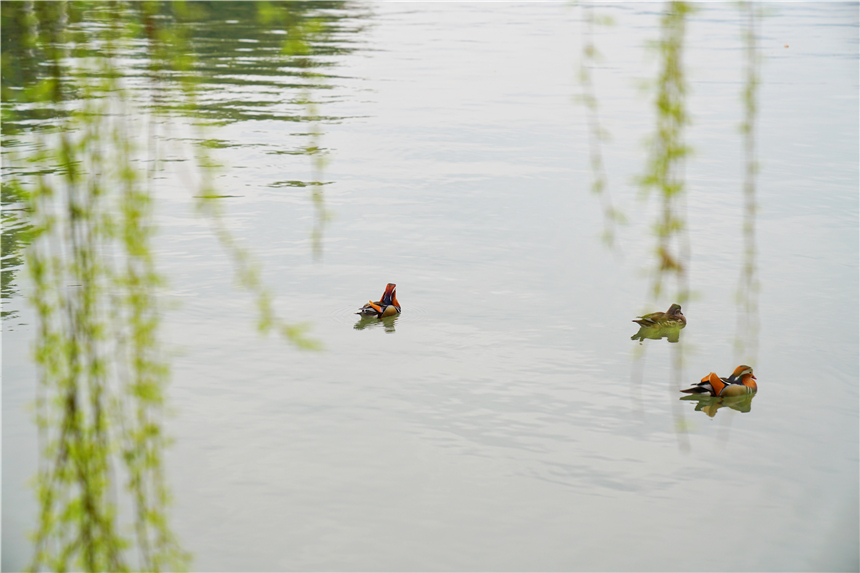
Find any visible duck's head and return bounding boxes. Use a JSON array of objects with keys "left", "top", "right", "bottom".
[
  {"left": 731, "top": 365, "right": 755, "bottom": 379},
  {"left": 730, "top": 365, "right": 756, "bottom": 390},
  {"left": 667, "top": 303, "right": 684, "bottom": 317},
  {"left": 381, "top": 283, "right": 399, "bottom": 308}
]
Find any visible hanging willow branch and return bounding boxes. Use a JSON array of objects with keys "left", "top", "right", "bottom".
[
  {"left": 578, "top": 3, "right": 624, "bottom": 249},
  {"left": 636, "top": 1, "right": 695, "bottom": 450},
  {"left": 4, "top": 3, "right": 189, "bottom": 571},
  {"left": 734, "top": 1, "right": 761, "bottom": 367}
]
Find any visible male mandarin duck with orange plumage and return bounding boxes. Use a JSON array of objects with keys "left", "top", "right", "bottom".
[
  {"left": 632, "top": 303, "right": 686, "bottom": 327},
  {"left": 681, "top": 365, "right": 757, "bottom": 397},
  {"left": 356, "top": 283, "right": 401, "bottom": 318}
]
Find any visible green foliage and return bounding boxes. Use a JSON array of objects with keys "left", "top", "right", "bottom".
[
  {"left": 578, "top": 2, "right": 624, "bottom": 249},
  {"left": 623, "top": 2, "right": 698, "bottom": 452},
  {"left": 3, "top": 1, "right": 343, "bottom": 570},
  {"left": 193, "top": 188, "right": 324, "bottom": 350},
  {"left": 637, "top": 1, "right": 695, "bottom": 304},
  {"left": 2, "top": 4, "right": 191, "bottom": 571},
  {"left": 186, "top": 0, "right": 333, "bottom": 334}
]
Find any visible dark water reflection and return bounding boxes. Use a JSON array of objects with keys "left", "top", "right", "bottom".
[
  {"left": 135, "top": 1, "right": 368, "bottom": 123},
  {"left": 1, "top": 0, "right": 369, "bottom": 298},
  {"left": 0, "top": 181, "right": 29, "bottom": 319}
]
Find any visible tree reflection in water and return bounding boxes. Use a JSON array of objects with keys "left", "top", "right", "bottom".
[
  {"left": 633, "top": 1, "right": 694, "bottom": 451},
  {"left": 579, "top": 3, "right": 624, "bottom": 249},
  {"left": 3, "top": 3, "right": 191, "bottom": 569},
  {"left": 1, "top": 1, "right": 353, "bottom": 569},
  {"left": 581, "top": 2, "right": 763, "bottom": 447},
  {"left": 734, "top": 1, "right": 761, "bottom": 369},
  {"left": 705, "top": 2, "right": 762, "bottom": 447}
]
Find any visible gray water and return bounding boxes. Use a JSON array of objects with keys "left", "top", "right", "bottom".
[{"left": 3, "top": 3, "right": 858, "bottom": 571}]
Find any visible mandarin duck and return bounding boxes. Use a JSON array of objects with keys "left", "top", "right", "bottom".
[
  {"left": 632, "top": 303, "right": 686, "bottom": 327},
  {"left": 356, "top": 283, "right": 401, "bottom": 318},
  {"left": 681, "top": 365, "right": 757, "bottom": 397}
]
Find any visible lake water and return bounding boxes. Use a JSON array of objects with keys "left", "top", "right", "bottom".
[{"left": 3, "top": 2, "right": 858, "bottom": 571}]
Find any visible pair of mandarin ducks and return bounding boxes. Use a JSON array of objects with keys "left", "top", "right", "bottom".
[{"left": 632, "top": 303, "right": 758, "bottom": 396}]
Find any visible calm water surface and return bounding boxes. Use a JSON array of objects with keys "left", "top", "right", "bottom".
[{"left": 3, "top": 3, "right": 858, "bottom": 571}]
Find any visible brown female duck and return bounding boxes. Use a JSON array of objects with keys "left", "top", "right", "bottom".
[{"left": 632, "top": 303, "right": 686, "bottom": 327}]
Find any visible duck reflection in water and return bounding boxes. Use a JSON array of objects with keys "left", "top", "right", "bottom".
[
  {"left": 631, "top": 323, "right": 685, "bottom": 343},
  {"left": 681, "top": 394, "right": 755, "bottom": 417},
  {"left": 631, "top": 303, "right": 686, "bottom": 343},
  {"left": 354, "top": 314, "right": 399, "bottom": 333}
]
